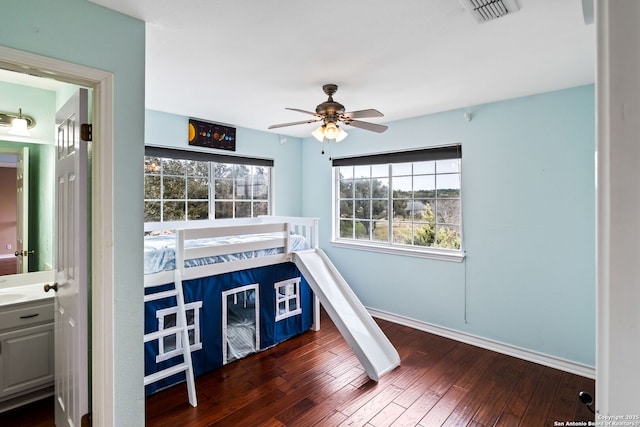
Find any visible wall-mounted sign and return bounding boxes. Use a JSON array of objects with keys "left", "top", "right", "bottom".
[{"left": 188, "top": 118, "right": 236, "bottom": 151}]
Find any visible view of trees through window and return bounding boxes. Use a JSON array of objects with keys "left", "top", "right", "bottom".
[
  {"left": 337, "top": 159, "right": 461, "bottom": 250},
  {"left": 144, "top": 156, "right": 270, "bottom": 222}
]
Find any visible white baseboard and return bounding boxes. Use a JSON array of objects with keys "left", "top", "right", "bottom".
[{"left": 367, "top": 307, "right": 596, "bottom": 379}]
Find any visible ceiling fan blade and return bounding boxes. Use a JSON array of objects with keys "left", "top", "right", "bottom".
[
  {"left": 268, "top": 118, "right": 321, "bottom": 129},
  {"left": 346, "top": 119, "right": 388, "bottom": 133},
  {"left": 343, "top": 109, "right": 384, "bottom": 119},
  {"left": 285, "top": 108, "right": 319, "bottom": 117}
]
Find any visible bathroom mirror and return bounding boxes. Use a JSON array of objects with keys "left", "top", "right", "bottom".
[{"left": 0, "top": 141, "right": 55, "bottom": 277}]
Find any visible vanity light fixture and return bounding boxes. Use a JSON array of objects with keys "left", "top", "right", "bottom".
[{"left": 0, "top": 108, "right": 36, "bottom": 137}]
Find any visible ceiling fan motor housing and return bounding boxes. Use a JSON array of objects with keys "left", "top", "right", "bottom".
[{"left": 317, "top": 84, "right": 344, "bottom": 120}]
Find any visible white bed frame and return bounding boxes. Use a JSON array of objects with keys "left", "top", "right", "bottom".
[{"left": 143, "top": 215, "right": 321, "bottom": 328}]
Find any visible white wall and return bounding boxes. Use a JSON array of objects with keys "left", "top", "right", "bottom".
[{"left": 596, "top": 0, "right": 640, "bottom": 415}]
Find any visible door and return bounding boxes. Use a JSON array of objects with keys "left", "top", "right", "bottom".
[
  {"left": 15, "top": 147, "right": 29, "bottom": 273},
  {"left": 54, "top": 88, "right": 89, "bottom": 427}
]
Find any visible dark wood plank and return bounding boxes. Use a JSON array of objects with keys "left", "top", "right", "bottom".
[{"left": 0, "top": 308, "right": 596, "bottom": 427}]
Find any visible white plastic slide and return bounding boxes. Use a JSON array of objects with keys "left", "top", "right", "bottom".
[{"left": 293, "top": 249, "right": 401, "bottom": 381}]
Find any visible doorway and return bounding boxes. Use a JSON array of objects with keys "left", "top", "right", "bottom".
[{"left": 0, "top": 46, "right": 116, "bottom": 426}]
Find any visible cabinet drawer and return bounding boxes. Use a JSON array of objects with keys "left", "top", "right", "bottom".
[{"left": 0, "top": 303, "right": 54, "bottom": 331}]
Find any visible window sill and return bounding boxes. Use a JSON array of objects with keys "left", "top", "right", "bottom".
[{"left": 330, "top": 240, "right": 465, "bottom": 262}]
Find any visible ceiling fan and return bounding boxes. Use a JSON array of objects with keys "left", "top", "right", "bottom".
[{"left": 268, "top": 84, "right": 388, "bottom": 143}]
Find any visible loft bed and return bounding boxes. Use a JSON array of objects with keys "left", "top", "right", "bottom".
[{"left": 143, "top": 216, "right": 320, "bottom": 395}]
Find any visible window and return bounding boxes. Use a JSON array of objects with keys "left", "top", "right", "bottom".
[
  {"left": 155, "top": 301, "right": 203, "bottom": 362},
  {"left": 333, "top": 145, "right": 462, "bottom": 260},
  {"left": 144, "top": 147, "right": 272, "bottom": 222},
  {"left": 274, "top": 278, "right": 302, "bottom": 321}
]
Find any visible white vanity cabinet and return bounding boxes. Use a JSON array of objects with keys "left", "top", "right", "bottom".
[{"left": 0, "top": 298, "right": 54, "bottom": 408}]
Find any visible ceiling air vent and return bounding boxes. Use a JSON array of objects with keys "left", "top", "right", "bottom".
[{"left": 460, "top": 0, "right": 520, "bottom": 23}]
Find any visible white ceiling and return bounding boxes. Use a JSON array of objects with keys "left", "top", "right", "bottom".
[{"left": 88, "top": 0, "right": 594, "bottom": 138}]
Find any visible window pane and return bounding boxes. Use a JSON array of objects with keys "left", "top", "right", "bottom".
[
  {"left": 354, "top": 221, "right": 370, "bottom": 240},
  {"left": 392, "top": 176, "right": 412, "bottom": 198},
  {"left": 338, "top": 166, "right": 353, "bottom": 179},
  {"left": 417, "top": 199, "right": 436, "bottom": 222},
  {"left": 214, "top": 163, "right": 234, "bottom": 178},
  {"left": 354, "top": 200, "right": 370, "bottom": 219},
  {"left": 371, "top": 220, "right": 388, "bottom": 242},
  {"left": 254, "top": 184, "right": 269, "bottom": 200},
  {"left": 436, "top": 199, "right": 461, "bottom": 225},
  {"left": 392, "top": 162, "right": 412, "bottom": 176},
  {"left": 340, "top": 200, "right": 353, "bottom": 218},
  {"left": 163, "top": 176, "right": 185, "bottom": 199},
  {"left": 354, "top": 165, "right": 370, "bottom": 179},
  {"left": 413, "top": 175, "right": 435, "bottom": 198},
  {"left": 187, "top": 177, "right": 208, "bottom": 199},
  {"left": 392, "top": 221, "right": 413, "bottom": 244},
  {"left": 215, "top": 201, "right": 233, "bottom": 219},
  {"left": 289, "top": 298, "right": 297, "bottom": 311},
  {"left": 187, "top": 201, "right": 209, "bottom": 220},
  {"left": 371, "top": 200, "right": 388, "bottom": 221},
  {"left": 235, "top": 201, "right": 251, "bottom": 218},
  {"left": 371, "top": 164, "right": 388, "bottom": 178},
  {"left": 144, "top": 202, "right": 161, "bottom": 222},
  {"left": 145, "top": 175, "right": 161, "bottom": 199},
  {"left": 354, "top": 179, "right": 370, "bottom": 198},
  {"left": 253, "top": 201, "right": 268, "bottom": 216},
  {"left": 436, "top": 159, "right": 460, "bottom": 173},
  {"left": 234, "top": 164, "right": 250, "bottom": 179},
  {"left": 144, "top": 157, "right": 161, "bottom": 174},
  {"left": 339, "top": 179, "right": 354, "bottom": 198},
  {"left": 164, "top": 201, "right": 186, "bottom": 221},
  {"left": 339, "top": 219, "right": 354, "bottom": 238},
  {"left": 186, "top": 160, "right": 208, "bottom": 177},
  {"left": 234, "top": 178, "right": 251, "bottom": 199},
  {"left": 436, "top": 173, "right": 461, "bottom": 198},
  {"left": 254, "top": 166, "right": 269, "bottom": 181},
  {"left": 371, "top": 178, "right": 389, "bottom": 198},
  {"left": 392, "top": 200, "right": 410, "bottom": 220},
  {"left": 413, "top": 223, "right": 435, "bottom": 247},
  {"left": 436, "top": 225, "right": 461, "bottom": 249},
  {"left": 215, "top": 179, "right": 233, "bottom": 199},
  {"left": 406, "top": 200, "right": 429, "bottom": 221},
  {"left": 163, "top": 158, "right": 185, "bottom": 175},
  {"left": 414, "top": 160, "right": 435, "bottom": 175}
]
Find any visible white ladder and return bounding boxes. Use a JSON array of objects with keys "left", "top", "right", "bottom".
[{"left": 143, "top": 268, "right": 197, "bottom": 407}]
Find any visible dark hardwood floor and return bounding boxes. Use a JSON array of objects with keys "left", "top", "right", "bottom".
[
  {"left": 0, "top": 310, "right": 595, "bottom": 426},
  {"left": 145, "top": 310, "right": 595, "bottom": 426}
]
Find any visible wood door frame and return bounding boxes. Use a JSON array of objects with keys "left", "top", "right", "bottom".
[{"left": 0, "top": 46, "right": 115, "bottom": 426}]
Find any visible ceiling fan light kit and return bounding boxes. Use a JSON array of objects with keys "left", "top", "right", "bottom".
[{"left": 269, "top": 84, "right": 387, "bottom": 153}]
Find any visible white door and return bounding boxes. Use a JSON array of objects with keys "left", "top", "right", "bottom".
[
  {"left": 53, "top": 88, "right": 89, "bottom": 427},
  {"left": 15, "top": 147, "right": 29, "bottom": 273}
]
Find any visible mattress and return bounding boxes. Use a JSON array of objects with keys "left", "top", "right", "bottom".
[{"left": 144, "top": 232, "right": 310, "bottom": 275}]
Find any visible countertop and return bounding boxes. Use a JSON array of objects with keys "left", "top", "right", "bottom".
[
  {"left": 0, "top": 270, "right": 55, "bottom": 308},
  {"left": 0, "top": 283, "right": 54, "bottom": 308}
]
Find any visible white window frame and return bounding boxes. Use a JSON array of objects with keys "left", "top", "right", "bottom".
[
  {"left": 155, "top": 301, "right": 203, "bottom": 363},
  {"left": 274, "top": 278, "right": 302, "bottom": 321},
  {"left": 144, "top": 147, "right": 273, "bottom": 222},
  {"left": 331, "top": 145, "right": 465, "bottom": 263}
]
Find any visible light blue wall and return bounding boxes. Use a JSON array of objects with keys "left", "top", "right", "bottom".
[
  {"left": 1, "top": 1, "right": 146, "bottom": 425},
  {"left": 302, "top": 85, "right": 596, "bottom": 367},
  {"left": 145, "top": 109, "right": 304, "bottom": 216}
]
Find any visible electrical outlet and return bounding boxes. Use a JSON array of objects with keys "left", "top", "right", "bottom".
[{"left": 5, "top": 244, "right": 11, "bottom": 250}]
